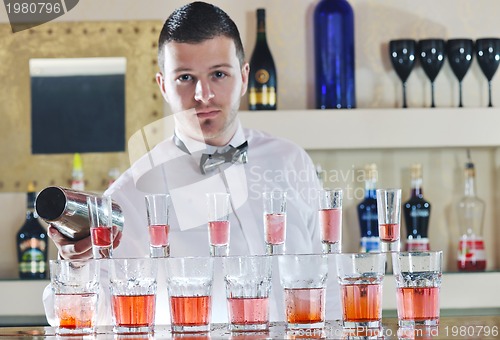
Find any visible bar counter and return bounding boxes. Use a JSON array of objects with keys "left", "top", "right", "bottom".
[{"left": 1, "top": 316, "right": 499, "bottom": 339}]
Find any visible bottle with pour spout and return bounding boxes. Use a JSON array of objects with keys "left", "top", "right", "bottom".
[{"left": 456, "top": 150, "right": 486, "bottom": 271}]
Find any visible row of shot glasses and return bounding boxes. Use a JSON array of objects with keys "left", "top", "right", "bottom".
[
  {"left": 87, "top": 187, "right": 402, "bottom": 259},
  {"left": 50, "top": 251, "right": 443, "bottom": 337}
]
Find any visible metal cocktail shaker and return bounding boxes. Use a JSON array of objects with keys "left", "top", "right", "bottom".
[{"left": 35, "top": 186, "right": 124, "bottom": 240}]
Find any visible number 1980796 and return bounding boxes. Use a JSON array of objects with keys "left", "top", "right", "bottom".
[
  {"left": 5, "top": 2, "right": 62, "bottom": 14},
  {"left": 444, "top": 325, "right": 498, "bottom": 337}
]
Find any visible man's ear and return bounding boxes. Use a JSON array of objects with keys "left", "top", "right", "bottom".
[
  {"left": 156, "top": 72, "right": 169, "bottom": 103},
  {"left": 240, "top": 62, "right": 250, "bottom": 97}
]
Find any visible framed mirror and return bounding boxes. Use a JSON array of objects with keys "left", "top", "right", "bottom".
[
  {"left": 30, "top": 57, "right": 126, "bottom": 154},
  {"left": 0, "top": 21, "right": 163, "bottom": 192}
]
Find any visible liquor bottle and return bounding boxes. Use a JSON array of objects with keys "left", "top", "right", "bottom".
[
  {"left": 17, "top": 182, "right": 48, "bottom": 279},
  {"left": 314, "top": 0, "right": 356, "bottom": 109},
  {"left": 71, "top": 153, "right": 85, "bottom": 190},
  {"left": 456, "top": 151, "right": 486, "bottom": 271},
  {"left": 108, "top": 167, "right": 120, "bottom": 187},
  {"left": 403, "top": 163, "right": 431, "bottom": 251},
  {"left": 357, "top": 163, "right": 379, "bottom": 252},
  {"left": 248, "top": 8, "right": 277, "bottom": 110}
]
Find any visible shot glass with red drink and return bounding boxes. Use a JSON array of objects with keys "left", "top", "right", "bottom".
[
  {"left": 376, "top": 188, "right": 402, "bottom": 252},
  {"left": 263, "top": 190, "right": 287, "bottom": 255},
  {"left": 207, "top": 193, "right": 231, "bottom": 256},
  {"left": 145, "top": 193, "right": 171, "bottom": 258},
  {"left": 87, "top": 195, "right": 114, "bottom": 258},
  {"left": 318, "top": 188, "right": 343, "bottom": 253}
]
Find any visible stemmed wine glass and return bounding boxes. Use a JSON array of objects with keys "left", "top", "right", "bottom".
[
  {"left": 446, "top": 39, "right": 474, "bottom": 107},
  {"left": 475, "top": 38, "right": 500, "bottom": 107},
  {"left": 418, "top": 39, "right": 446, "bottom": 108},
  {"left": 389, "top": 39, "right": 417, "bottom": 108}
]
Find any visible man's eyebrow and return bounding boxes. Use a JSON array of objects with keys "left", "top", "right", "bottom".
[
  {"left": 171, "top": 64, "right": 233, "bottom": 73},
  {"left": 172, "top": 67, "right": 192, "bottom": 73},
  {"left": 210, "top": 63, "right": 234, "bottom": 69}
]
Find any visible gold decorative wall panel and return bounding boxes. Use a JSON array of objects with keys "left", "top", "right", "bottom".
[{"left": 0, "top": 20, "right": 164, "bottom": 192}]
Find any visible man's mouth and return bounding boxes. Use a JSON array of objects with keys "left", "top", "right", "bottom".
[{"left": 196, "top": 109, "right": 219, "bottom": 119}]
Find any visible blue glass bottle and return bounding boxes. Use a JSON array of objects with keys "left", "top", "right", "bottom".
[
  {"left": 357, "top": 164, "right": 379, "bottom": 252},
  {"left": 314, "top": 0, "right": 355, "bottom": 109}
]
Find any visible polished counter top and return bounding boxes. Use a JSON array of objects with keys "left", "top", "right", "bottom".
[{"left": 1, "top": 316, "right": 499, "bottom": 339}]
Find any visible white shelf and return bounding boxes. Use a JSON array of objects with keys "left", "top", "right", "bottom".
[
  {"left": 239, "top": 108, "right": 500, "bottom": 150},
  {"left": 0, "top": 280, "right": 48, "bottom": 316}
]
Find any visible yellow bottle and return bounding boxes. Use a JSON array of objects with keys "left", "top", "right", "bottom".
[{"left": 71, "top": 153, "right": 85, "bottom": 190}]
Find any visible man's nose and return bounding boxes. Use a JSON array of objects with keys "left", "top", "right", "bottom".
[{"left": 194, "top": 80, "right": 215, "bottom": 103}]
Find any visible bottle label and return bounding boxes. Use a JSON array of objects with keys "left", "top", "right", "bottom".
[
  {"left": 249, "top": 87, "right": 276, "bottom": 106},
  {"left": 409, "top": 209, "right": 430, "bottom": 218},
  {"left": 405, "top": 238, "right": 430, "bottom": 251},
  {"left": 19, "top": 237, "right": 46, "bottom": 252},
  {"left": 71, "top": 180, "right": 85, "bottom": 191},
  {"left": 19, "top": 248, "right": 46, "bottom": 274},
  {"left": 457, "top": 237, "right": 486, "bottom": 262},
  {"left": 360, "top": 211, "right": 378, "bottom": 221},
  {"left": 254, "top": 69, "right": 270, "bottom": 84},
  {"left": 360, "top": 237, "right": 380, "bottom": 252}
]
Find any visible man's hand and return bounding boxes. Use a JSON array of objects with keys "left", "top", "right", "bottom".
[
  {"left": 48, "top": 225, "right": 93, "bottom": 260},
  {"left": 48, "top": 225, "right": 123, "bottom": 260}
]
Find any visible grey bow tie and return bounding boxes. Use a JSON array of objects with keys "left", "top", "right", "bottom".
[
  {"left": 200, "top": 141, "right": 248, "bottom": 174},
  {"left": 173, "top": 134, "right": 248, "bottom": 174}
]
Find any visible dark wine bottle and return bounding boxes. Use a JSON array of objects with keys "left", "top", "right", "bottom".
[
  {"left": 403, "top": 163, "right": 431, "bottom": 251},
  {"left": 314, "top": 0, "right": 356, "bottom": 109},
  {"left": 17, "top": 183, "right": 48, "bottom": 279},
  {"left": 248, "top": 8, "right": 277, "bottom": 110}
]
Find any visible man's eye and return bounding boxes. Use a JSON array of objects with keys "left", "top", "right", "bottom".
[
  {"left": 178, "top": 74, "right": 192, "bottom": 81},
  {"left": 213, "top": 71, "right": 226, "bottom": 79}
]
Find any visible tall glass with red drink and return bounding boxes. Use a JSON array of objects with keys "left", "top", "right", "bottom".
[
  {"left": 50, "top": 259, "right": 100, "bottom": 336},
  {"left": 109, "top": 258, "right": 158, "bottom": 334},
  {"left": 278, "top": 254, "right": 328, "bottom": 330},
  {"left": 223, "top": 255, "right": 272, "bottom": 332},
  {"left": 336, "top": 252, "right": 386, "bottom": 334},
  {"left": 165, "top": 256, "right": 214, "bottom": 333},
  {"left": 392, "top": 251, "right": 443, "bottom": 327}
]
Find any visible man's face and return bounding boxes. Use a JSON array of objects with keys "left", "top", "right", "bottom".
[{"left": 157, "top": 36, "right": 249, "bottom": 146}]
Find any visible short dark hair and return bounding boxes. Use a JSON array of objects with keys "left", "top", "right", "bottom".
[{"left": 157, "top": 1, "right": 245, "bottom": 74}]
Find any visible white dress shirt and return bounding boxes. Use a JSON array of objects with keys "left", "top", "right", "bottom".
[{"left": 43, "top": 120, "right": 341, "bottom": 326}]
